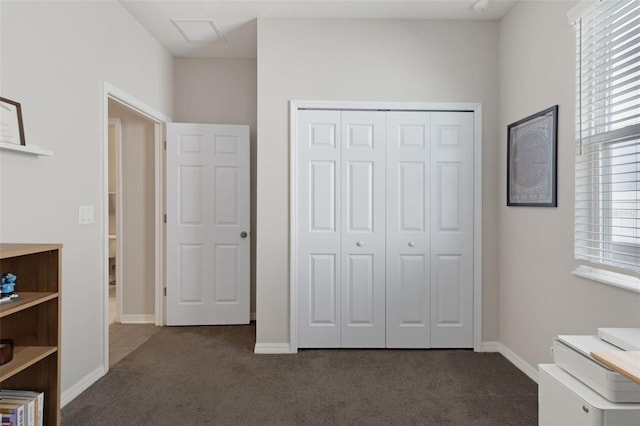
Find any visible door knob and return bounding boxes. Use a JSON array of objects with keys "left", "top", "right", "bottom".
[
  {"left": 356, "top": 241, "right": 363, "bottom": 247},
  {"left": 240, "top": 231, "right": 248, "bottom": 238},
  {"left": 408, "top": 242, "right": 415, "bottom": 247}
]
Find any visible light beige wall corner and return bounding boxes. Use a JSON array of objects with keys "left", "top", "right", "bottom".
[
  {"left": 498, "top": 1, "right": 640, "bottom": 369},
  {"left": 0, "top": 1, "right": 173, "bottom": 399},
  {"left": 256, "top": 19, "right": 501, "bottom": 344},
  {"left": 174, "top": 58, "right": 258, "bottom": 316}
]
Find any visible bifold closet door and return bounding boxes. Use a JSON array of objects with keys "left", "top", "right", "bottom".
[
  {"left": 296, "top": 110, "right": 342, "bottom": 347},
  {"left": 385, "top": 112, "right": 431, "bottom": 348},
  {"left": 296, "top": 110, "right": 386, "bottom": 348},
  {"left": 385, "top": 111, "right": 474, "bottom": 348},
  {"left": 296, "top": 108, "right": 474, "bottom": 349},
  {"left": 341, "top": 111, "right": 386, "bottom": 348},
  {"left": 429, "top": 111, "right": 474, "bottom": 348}
]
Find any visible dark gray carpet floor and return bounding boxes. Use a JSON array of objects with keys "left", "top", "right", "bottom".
[{"left": 62, "top": 324, "right": 537, "bottom": 425}]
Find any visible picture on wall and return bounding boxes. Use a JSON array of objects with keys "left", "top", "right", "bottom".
[
  {"left": 0, "top": 97, "right": 26, "bottom": 146},
  {"left": 507, "top": 105, "right": 558, "bottom": 207}
]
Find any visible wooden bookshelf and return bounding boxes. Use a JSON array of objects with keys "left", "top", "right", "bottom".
[{"left": 0, "top": 243, "right": 62, "bottom": 425}]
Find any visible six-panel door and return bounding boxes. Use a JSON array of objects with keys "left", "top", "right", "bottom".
[{"left": 166, "top": 123, "right": 250, "bottom": 326}]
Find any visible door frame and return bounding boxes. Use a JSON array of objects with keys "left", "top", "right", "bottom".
[
  {"left": 289, "top": 100, "right": 483, "bottom": 353},
  {"left": 101, "top": 82, "right": 170, "bottom": 371},
  {"left": 108, "top": 117, "right": 123, "bottom": 324}
]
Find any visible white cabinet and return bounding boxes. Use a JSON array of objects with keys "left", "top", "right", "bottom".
[
  {"left": 539, "top": 364, "right": 640, "bottom": 426},
  {"left": 295, "top": 108, "right": 475, "bottom": 349}
]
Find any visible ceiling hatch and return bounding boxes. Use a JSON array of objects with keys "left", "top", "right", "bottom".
[{"left": 171, "top": 19, "right": 226, "bottom": 43}]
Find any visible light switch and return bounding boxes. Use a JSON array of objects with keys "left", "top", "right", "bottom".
[{"left": 79, "top": 205, "right": 94, "bottom": 225}]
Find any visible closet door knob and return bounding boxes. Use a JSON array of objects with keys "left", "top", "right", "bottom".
[
  {"left": 408, "top": 242, "right": 415, "bottom": 247},
  {"left": 356, "top": 241, "right": 364, "bottom": 247}
]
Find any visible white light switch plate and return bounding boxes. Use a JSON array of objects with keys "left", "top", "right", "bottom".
[{"left": 79, "top": 205, "right": 94, "bottom": 224}]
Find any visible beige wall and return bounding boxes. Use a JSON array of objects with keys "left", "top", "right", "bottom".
[
  {"left": 109, "top": 100, "right": 156, "bottom": 320},
  {"left": 256, "top": 19, "right": 501, "bottom": 344},
  {"left": 0, "top": 1, "right": 173, "bottom": 402},
  {"left": 174, "top": 58, "right": 258, "bottom": 316},
  {"left": 498, "top": 1, "right": 640, "bottom": 369}
]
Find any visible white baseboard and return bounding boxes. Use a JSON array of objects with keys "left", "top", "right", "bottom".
[
  {"left": 480, "top": 341, "right": 502, "bottom": 352},
  {"left": 120, "top": 314, "right": 155, "bottom": 324},
  {"left": 61, "top": 366, "right": 105, "bottom": 407},
  {"left": 254, "top": 343, "right": 293, "bottom": 354},
  {"left": 481, "top": 340, "right": 538, "bottom": 383}
]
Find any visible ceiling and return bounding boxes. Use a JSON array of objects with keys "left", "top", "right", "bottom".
[{"left": 119, "top": 0, "right": 518, "bottom": 59}]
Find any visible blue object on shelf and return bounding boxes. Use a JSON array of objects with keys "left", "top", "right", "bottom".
[{"left": 0, "top": 272, "right": 17, "bottom": 296}]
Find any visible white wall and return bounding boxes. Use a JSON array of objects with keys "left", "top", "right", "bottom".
[
  {"left": 256, "top": 19, "right": 501, "bottom": 345},
  {"left": 0, "top": 1, "right": 173, "bottom": 402},
  {"left": 174, "top": 58, "right": 257, "bottom": 317},
  {"left": 109, "top": 100, "right": 156, "bottom": 321},
  {"left": 499, "top": 1, "right": 640, "bottom": 370}
]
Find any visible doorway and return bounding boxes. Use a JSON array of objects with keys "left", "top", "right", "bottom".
[
  {"left": 102, "top": 83, "right": 169, "bottom": 370},
  {"left": 107, "top": 99, "right": 159, "bottom": 365}
]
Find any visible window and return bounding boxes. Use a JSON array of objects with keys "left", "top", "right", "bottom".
[{"left": 574, "top": 0, "right": 640, "bottom": 274}]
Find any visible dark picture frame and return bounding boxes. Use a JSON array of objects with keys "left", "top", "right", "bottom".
[
  {"left": 0, "top": 97, "right": 26, "bottom": 146},
  {"left": 507, "top": 105, "right": 558, "bottom": 207}
]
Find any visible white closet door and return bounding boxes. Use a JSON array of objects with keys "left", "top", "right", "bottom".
[
  {"left": 295, "top": 107, "right": 475, "bottom": 350},
  {"left": 297, "top": 110, "right": 342, "bottom": 347},
  {"left": 341, "top": 111, "right": 386, "bottom": 347},
  {"left": 429, "top": 111, "right": 474, "bottom": 348},
  {"left": 385, "top": 112, "right": 431, "bottom": 348}
]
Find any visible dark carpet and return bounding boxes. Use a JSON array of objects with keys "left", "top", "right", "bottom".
[{"left": 62, "top": 324, "right": 537, "bottom": 425}]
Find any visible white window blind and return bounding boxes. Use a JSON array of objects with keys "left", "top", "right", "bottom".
[{"left": 574, "top": 0, "right": 640, "bottom": 272}]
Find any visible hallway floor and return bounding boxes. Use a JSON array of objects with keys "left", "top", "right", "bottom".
[{"left": 109, "top": 285, "right": 161, "bottom": 367}]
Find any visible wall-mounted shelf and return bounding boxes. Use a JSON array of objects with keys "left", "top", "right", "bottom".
[{"left": 0, "top": 142, "right": 53, "bottom": 156}]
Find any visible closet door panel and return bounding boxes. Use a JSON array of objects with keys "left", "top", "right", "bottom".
[
  {"left": 346, "top": 254, "right": 375, "bottom": 323},
  {"left": 385, "top": 112, "right": 431, "bottom": 348},
  {"left": 341, "top": 111, "right": 386, "bottom": 348},
  {"left": 309, "top": 254, "right": 338, "bottom": 324},
  {"left": 347, "top": 161, "right": 374, "bottom": 232},
  {"left": 430, "top": 112, "right": 474, "bottom": 348},
  {"left": 297, "top": 110, "right": 342, "bottom": 347}
]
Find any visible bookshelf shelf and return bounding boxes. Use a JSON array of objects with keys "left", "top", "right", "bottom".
[
  {"left": 0, "top": 292, "right": 58, "bottom": 318},
  {"left": 0, "top": 346, "right": 57, "bottom": 382},
  {"left": 0, "top": 243, "right": 62, "bottom": 425}
]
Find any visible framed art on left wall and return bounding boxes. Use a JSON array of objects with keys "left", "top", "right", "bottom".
[{"left": 0, "top": 97, "right": 26, "bottom": 146}]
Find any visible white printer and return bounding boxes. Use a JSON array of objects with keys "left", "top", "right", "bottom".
[{"left": 539, "top": 328, "right": 640, "bottom": 425}]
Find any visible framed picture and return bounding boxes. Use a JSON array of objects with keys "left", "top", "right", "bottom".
[
  {"left": 507, "top": 105, "right": 558, "bottom": 207},
  {"left": 0, "top": 97, "right": 26, "bottom": 146}
]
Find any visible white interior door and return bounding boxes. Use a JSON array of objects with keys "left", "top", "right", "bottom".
[
  {"left": 166, "top": 123, "right": 250, "bottom": 325},
  {"left": 341, "top": 111, "right": 386, "bottom": 348},
  {"left": 429, "top": 112, "right": 474, "bottom": 347},
  {"left": 385, "top": 112, "right": 431, "bottom": 348},
  {"left": 296, "top": 110, "right": 342, "bottom": 347}
]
